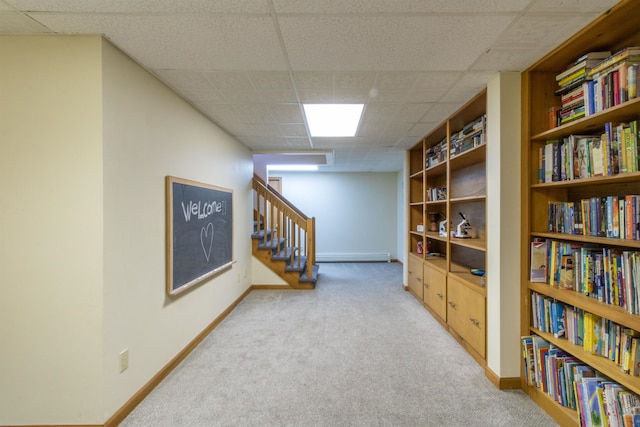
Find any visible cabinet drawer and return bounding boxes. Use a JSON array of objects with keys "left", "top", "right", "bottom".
[
  {"left": 447, "top": 276, "right": 486, "bottom": 358},
  {"left": 407, "top": 256, "right": 423, "bottom": 299},
  {"left": 423, "top": 264, "right": 446, "bottom": 321}
]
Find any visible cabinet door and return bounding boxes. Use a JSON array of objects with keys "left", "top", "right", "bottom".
[
  {"left": 446, "top": 277, "right": 463, "bottom": 333},
  {"left": 407, "top": 256, "right": 423, "bottom": 299},
  {"left": 423, "top": 264, "right": 446, "bottom": 321},
  {"left": 447, "top": 276, "right": 486, "bottom": 359}
]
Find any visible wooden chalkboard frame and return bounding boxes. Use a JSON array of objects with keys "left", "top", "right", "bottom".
[{"left": 166, "top": 176, "right": 233, "bottom": 295}]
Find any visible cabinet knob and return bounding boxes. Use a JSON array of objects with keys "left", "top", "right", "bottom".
[
  {"left": 469, "top": 318, "right": 480, "bottom": 327},
  {"left": 424, "top": 283, "right": 429, "bottom": 288},
  {"left": 437, "top": 293, "right": 443, "bottom": 299},
  {"left": 448, "top": 301, "right": 456, "bottom": 309}
]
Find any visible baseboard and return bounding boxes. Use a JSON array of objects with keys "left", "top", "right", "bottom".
[
  {"left": 104, "top": 286, "right": 253, "bottom": 427},
  {"left": 316, "top": 253, "right": 391, "bottom": 262},
  {"left": 484, "top": 366, "right": 522, "bottom": 390},
  {"left": 251, "top": 284, "right": 293, "bottom": 290}
]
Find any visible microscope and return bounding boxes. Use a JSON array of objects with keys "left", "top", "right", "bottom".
[{"left": 455, "top": 212, "right": 472, "bottom": 238}]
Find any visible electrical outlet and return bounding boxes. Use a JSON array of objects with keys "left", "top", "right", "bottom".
[{"left": 119, "top": 348, "right": 129, "bottom": 373}]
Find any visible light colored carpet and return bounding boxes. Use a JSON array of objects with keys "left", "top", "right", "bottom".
[{"left": 121, "top": 262, "right": 558, "bottom": 426}]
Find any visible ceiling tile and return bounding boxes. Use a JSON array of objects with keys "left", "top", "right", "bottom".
[
  {"left": 293, "top": 72, "right": 333, "bottom": 91},
  {"left": 412, "top": 72, "right": 462, "bottom": 91},
  {"left": 27, "top": 12, "right": 288, "bottom": 70},
  {"left": 267, "top": 104, "right": 304, "bottom": 123},
  {"left": 280, "top": 15, "right": 516, "bottom": 71},
  {"left": 335, "top": 72, "right": 376, "bottom": 90},
  {"left": 279, "top": 124, "right": 307, "bottom": 137},
  {"left": 7, "top": 0, "right": 271, "bottom": 13},
  {"left": 273, "top": 0, "right": 529, "bottom": 13},
  {"left": 527, "top": 0, "right": 618, "bottom": 13},
  {"left": 298, "top": 91, "right": 334, "bottom": 103}
]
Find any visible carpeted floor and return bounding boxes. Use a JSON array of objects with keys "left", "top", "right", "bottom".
[{"left": 121, "top": 262, "right": 558, "bottom": 426}]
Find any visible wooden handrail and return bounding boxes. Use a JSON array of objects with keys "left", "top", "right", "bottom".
[{"left": 252, "top": 174, "right": 316, "bottom": 278}]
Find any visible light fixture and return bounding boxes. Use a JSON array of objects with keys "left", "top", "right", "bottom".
[
  {"left": 303, "top": 104, "right": 364, "bottom": 137},
  {"left": 267, "top": 164, "right": 319, "bottom": 171}
]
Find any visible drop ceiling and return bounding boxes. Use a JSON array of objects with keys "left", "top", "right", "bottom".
[{"left": 0, "top": 0, "right": 619, "bottom": 172}]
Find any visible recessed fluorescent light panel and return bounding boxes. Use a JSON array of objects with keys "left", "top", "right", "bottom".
[
  {"left": 303, "top": 104, "right": 364, "bottom": 137},
  {"left": 267, "top": 164, "right": 319, "bottom": 171}
]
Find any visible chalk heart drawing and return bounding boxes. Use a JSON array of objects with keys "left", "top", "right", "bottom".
[{"left": 200, "top": 222, "right": 214, "bottom": 262}]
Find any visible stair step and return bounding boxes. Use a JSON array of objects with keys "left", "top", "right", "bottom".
[
  {"left": 284, "top": 256, "right": 307, "bottom": 273},
  {"left": 272, "top": 247, "right": 297, "bottom": 262},
  {"left": 251, "top": 229, "right": 272, "bottom": 241},
  {"left": 298, "top": 264, "right": 319, "bottom": 284},
  {"left": 257, "top": 238, "right": 285, "bottom": 251}
]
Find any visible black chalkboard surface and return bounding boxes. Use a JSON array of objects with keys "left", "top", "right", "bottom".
[{"left": 166, "top": 176, "right": 233, "bottom": 295}]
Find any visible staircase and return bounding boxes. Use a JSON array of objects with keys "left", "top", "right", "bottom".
[{"left": 252, "top": 174, "right": 319, "bottom": 289}]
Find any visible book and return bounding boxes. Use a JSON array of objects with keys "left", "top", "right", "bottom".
[
  {"left": 560, "top": 254, "right": 575, "bottom": 290},
  {"left": 531, "top": 241, "right": 548, "bottom": 283},
  {"left": 556, "top": 56, "right": 609, "bottom": 82},
  {"left": 589, "top": 47, "right": 640, "bottom": 77},
  {"left": 576, "top": 51, "right": 613, "bottom": 63},
  {"left": 521, "top": 336, "right": 537, "bottom": 386},
  {"left": 591, "top": 136, "right": 605, "bottom": 177}
]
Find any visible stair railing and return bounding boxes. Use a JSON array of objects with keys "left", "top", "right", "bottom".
[{"left": 252, "top": 174, "right": 316, "bottom": 278}]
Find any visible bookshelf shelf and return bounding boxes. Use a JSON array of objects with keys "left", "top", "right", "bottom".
[
  {"left": 521, "top": 1, "right": 640, "bottom": 425},
  {"left": 533, "top": 96, "right": 640, "bottom": 141},
  {"left": 450, "top": 195, "right": 486, "bottom": 203},
  {"left": 407, "top": 88, "right": 488, "bottom": 365},
  {"left": 531, "top": 170, "right": 640, "bottom": 188},
  {"left": 530, "top": 231, "right": 640, "bottom": 249},
  {"left": 531, "top": 328, "right": 640, "bottom": 397},
  {"left": 450, "top": 237, "right": 486, "bottom": 251},
  {"left": 529, "top": 282, "right": 640, "bottom": 332}
]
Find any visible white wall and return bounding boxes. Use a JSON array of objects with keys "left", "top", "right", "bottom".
[
  {"left": 0, "top": 35, "right": 254, "bottom": 425},
  {"left": 276, "top": 171, "right": 398, "bottom": 261}
]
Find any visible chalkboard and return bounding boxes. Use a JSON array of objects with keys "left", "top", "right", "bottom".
[{"left": 166, "top": 176, "right": 233, "bottom": 295}]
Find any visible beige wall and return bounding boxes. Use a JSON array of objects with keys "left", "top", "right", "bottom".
[
  {"left": 0, "top": 35, "right": 253, "bottom": 425},
  {"left": 486, "top": 72, "right": 522, "bottom": 379},
  {"left": 0, "top": 35, "right": 105, "bottom": 424}
]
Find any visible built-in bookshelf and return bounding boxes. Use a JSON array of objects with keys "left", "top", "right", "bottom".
[
  {"left": 521, "top": 1, "right": 640, "bottom": 425},
  {"left": 407, "top": 89, "right": 487, "bottom": 364}
]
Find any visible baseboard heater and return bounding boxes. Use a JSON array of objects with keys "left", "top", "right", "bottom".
[{"left": 316, "top": 253, "right": 391, "bottom": 262}]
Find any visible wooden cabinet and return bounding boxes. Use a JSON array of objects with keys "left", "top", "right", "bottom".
[
  {"left": 447, "top": 276, "right": 486, "bottom": 359},
  {"left": 406, "top": 89, "right": 487, "bottom": 364},
  {"left": 423, "top": 263, "right": 446, "bottom": 321},
  {"left": 407, "top": 254, "right": 423, "bottom": 299},
  {"left": 521, "top": 1, "right": 640, "bottom": 425}
]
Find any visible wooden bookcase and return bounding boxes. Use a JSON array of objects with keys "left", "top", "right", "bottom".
[
  {"left": 407, "top": 89, "right": 487, "bottom": 364},
  {"left": 521, "top": 1, "right": 640, "bottom": 425}
]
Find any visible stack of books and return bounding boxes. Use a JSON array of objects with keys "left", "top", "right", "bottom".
[
  {"left": 449, "top": 114, "right": 485, "bottom": 158},
  {"left": 425, "top": 138, "right": 447, "bottom": 168},
  {"left": 586, "top": 47, "right": 640, "bottom": 114},
  {"left": 554, "top": 51, "right": 611, "bottom": 126}
]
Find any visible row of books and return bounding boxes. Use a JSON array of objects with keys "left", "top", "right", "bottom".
[
  {"left": 531, "top": 239, "right": 640, "bottom": 314},
  {"left": 547, "top": 195, "right": 640, "bottom": 240},
  {"left": 538, "top": 121, "right": 640, "bottom": 183},
  {"left": 426, "top": 186, "right": 446, "bottom": 202},
  {"left": 425, "top": 138, "right": 446, "bottom": 168},
  {"left": 584, "top": 47, "right": 640, "bottom": 116},
  {"left": 553, "top": 48, "right": 640, "bottom": 126},
  {"left": 521, "top": 334, "right": 640, "bottom": 426},
  {"left": 531, "top": 291, "right": 640, "bottom": 365},
  {"left": 449, "top": 114, "right": 485, "bottom": 158}
]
